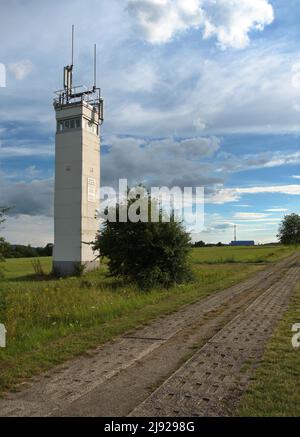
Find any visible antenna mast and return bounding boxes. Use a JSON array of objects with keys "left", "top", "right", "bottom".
[
  {"left": 93, "top": 44, "right": 97, "bottom": 90},
  {"left": 63, "top": 24, "right": 74, "bottom": 101},
  {"left": 55, "top": 25, "right": 104, "bottom": 125},
  {"left": 71, "top": 24, "right": 74, "bottom": 66}
]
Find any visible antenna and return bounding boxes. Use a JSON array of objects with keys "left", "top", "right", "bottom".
[
  {"left": 71, "top": 24, "right": 75, "bottom": 66},
  {"left": 93, "top": 43, "right": 97, "bottom": 90},
  {"left": 55, "top": 26, "right": 104, "bottom": 123}
]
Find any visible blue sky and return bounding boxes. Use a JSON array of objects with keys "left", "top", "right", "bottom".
[{"left": 0, "top": 0, "right": 300, "bottom": 245}]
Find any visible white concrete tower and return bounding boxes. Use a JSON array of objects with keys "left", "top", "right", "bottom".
[{"left": 53, "top": 29, "right": 103, "bottom": 276}]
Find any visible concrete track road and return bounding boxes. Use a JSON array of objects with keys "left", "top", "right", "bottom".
[{"left": 0, "top": 252, "right": 299, "bottom": 417}]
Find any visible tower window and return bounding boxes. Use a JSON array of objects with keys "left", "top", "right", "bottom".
[{"left": 57, "top": 118, "right": 81, "bottom": 133}]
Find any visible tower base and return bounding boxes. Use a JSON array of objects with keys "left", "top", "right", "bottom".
[{"left": 52, "top": 260, "right": 100, "bottom": 277}]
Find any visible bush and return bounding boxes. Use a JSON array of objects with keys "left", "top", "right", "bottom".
[
  {"left": 278, "top": 213, "right": 300, "bottom": 245},
  {"left": 93, "top": 189, "right": 192, "bottom": 289},
  {"left": 31, "top": 259, "right": 46, "bottom": 277}
]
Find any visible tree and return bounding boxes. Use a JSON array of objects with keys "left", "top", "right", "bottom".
[
  {"left": 194, "top": 240, "right": 206, "bottom": 248},
  {"left": 277, "top": 213, "right": 300, "bottom": 245},
  {"left": 93, "top": 188, "right": 192, "bottom": 289}
]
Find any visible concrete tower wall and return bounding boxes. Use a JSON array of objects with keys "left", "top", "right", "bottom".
[{"left": 53, "top": 101, "right": 100, "bottom": 276}]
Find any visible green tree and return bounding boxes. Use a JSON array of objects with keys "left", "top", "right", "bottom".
[
  {"left": 194, "top": 240, "right": 206, "bottom": 248},
  {"left": 93, "top": 188, "right": 192, "bottom": 289},
  {"left": 277, "top": 213, "right": 300, "bottom": 245}
]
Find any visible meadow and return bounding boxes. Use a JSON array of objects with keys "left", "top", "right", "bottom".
[{"left": 0, "top": 245, "right": 296, "bottom": 392}]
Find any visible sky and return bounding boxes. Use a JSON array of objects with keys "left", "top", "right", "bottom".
[{"left": 0, "top": 0, "right": 300, "bottom": 245}]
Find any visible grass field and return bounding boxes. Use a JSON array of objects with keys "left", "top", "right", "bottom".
[
  {"left": 192, "top": 245, "right": 294, "bottom": 264},
  {"left": 0, "top": 245, "right": 296, "bottom": 393},
  {"left": 238, "top": 285, "right": 300, "bottom": 417}
]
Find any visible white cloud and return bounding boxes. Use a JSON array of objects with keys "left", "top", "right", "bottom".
[
  {"left": 128, "top": 0, "right": 274, "bottom": 48},
  {"left": 201, "top": 0, "right": 274, "bottom": 49},
  {"left": 209, "top": 185, "right": 300, "bottom": 204},
  {"left": 0, "top": 173, "right": 53, "bottom": 217},
  {"left": 217, "top": 151, "right": 300, "bottom": 174},
  {"left": 123, "top": 63, "right": 158, "bottom": 92},
  {"left": 0, "top": 144, "right": 54, "bottom": 158},
  {"left": 102, "top": 135, "right": 222, "bottom": 187},
  {"left": 292, "top": 62, "right": 300, "bottom": 88},
  {"left": 107, "top": 46, "right": 300, "bottom": 137},
  {"left": 292, "top": 175, "right": 300, "bottom": 179},
  {"left": 265, "top": 208, "right": 289, "bottom": 212},
  {"left": 1, "top": 215, "right": 53, "bottom": 246},
  {"left": 235, "top": 218, "right": 281, "bottom": 223},
  {"left": 128, "top": 0, "right": 203, "bottom": 44},
  {"left": 8, "top": 60, "right": 33, "bottom": 80},
  {"left": 0, "top": 63, "right": 6, "bottom": 87},
  {"left": 234, "top": 212, "right": 270, "bottom": 220},
  {"left": 237, "top": 185, "right": 300, "bottom": 195}
]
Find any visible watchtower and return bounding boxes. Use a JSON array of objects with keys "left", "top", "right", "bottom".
[{"left": 53, "top": 26, "right": 104, "bottom": 276}]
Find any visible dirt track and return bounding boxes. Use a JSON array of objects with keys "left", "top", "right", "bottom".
[{"left": 0, "top": 252, "right": 299, "bottom": 417}]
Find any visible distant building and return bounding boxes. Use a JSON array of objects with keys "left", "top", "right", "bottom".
[
  {"left": 230, "top": 224, "right": 255, "bottom": 246},
  {"left": 230, "top": 241, "right": 255, "bottom": 247}
]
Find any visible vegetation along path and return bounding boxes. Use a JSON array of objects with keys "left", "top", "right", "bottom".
[{"left": 0, "top": 252, "right": 299, "bottom": 417}]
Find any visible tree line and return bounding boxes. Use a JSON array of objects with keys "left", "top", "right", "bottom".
[
  {"left": 1, "top": 243, "right": 53, "bottom": 259},
  {"left": 0, "top": 207, "right": 52, "bottom": 260}
]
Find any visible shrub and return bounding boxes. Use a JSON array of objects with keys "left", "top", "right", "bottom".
[
  {"left": 278, "top": 213, "right": 300, "bottom": 245},
  {"left": 93, "top": 188, "right": 192, "bottom": 289},
  {"left": 31, "top": 259, "right": 46, "bottom": 277}
]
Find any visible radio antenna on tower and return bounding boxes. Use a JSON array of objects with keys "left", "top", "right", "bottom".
[
  {"left": 71, "top": 24, "right": 75, "bottom": 66},
  {"left": 93, "top": 44, "right": 97, "bottom": 90}
]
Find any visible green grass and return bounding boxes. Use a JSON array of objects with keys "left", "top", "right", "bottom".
[
  {"left": 2, "top": 256, "right": 52, "bottom": 280},
  {"left": 237, "top": 285, "right": 300, "bottom": 417},
  {"left": 0, "top": 246, "right": 296, "bottom": 393},
  {"left": 192, "top": 245, "right": 296, "bottom": 264}
]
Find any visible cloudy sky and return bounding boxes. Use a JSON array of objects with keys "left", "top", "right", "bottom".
[{"left": 0, "top": 0, "right": 300, "bottom": 245}]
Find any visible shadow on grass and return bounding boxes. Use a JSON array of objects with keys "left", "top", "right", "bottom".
[
  {"left": 194, "top": 259, "right": 270, "bottom": 265},
  {"left": 4, "top": 273, "right": 55, "bottom": 283}
]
